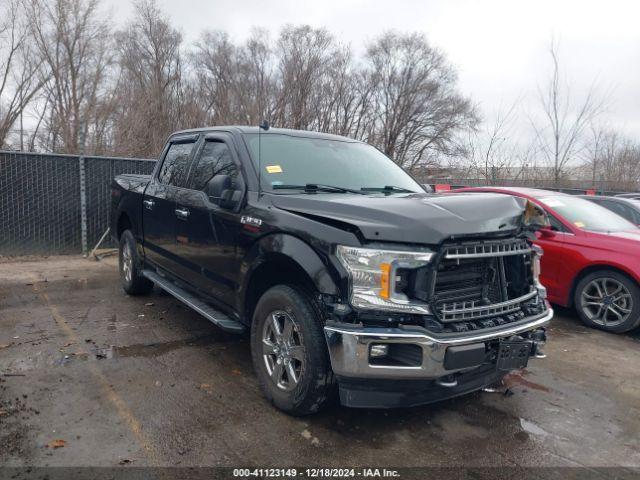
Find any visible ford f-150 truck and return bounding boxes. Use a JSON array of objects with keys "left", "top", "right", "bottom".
[{"left": 110, "top": 126, "right": 552, "bottom": 415}]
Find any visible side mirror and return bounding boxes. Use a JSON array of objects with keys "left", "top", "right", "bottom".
[
  {"left": 538, "top": 226, "right": 556, "bottom": 239},
  {"left": 206, "top": 175, "right": 238, "bottom": 209}
]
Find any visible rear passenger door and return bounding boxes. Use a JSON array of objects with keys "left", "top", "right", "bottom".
[
  {"left": 142, "top": 136, "right": 197, "bottom": 272},
  {"left": 174, "top": 135, "right": 245, "bottom": 307}
]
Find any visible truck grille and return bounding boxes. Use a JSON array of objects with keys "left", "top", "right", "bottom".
[
  {"left": 432, "top": 238, "right": 537, "bottom": 325},
  {"left": 439, "top": 290, "right": 537, "bottom": 322},
  {"left": 444, "top": 238, "right": 531, "bottom": 259}
]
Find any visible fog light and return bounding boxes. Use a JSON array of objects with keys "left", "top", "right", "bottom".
[{"left": 370, "top": 344, "right": 389, "bottom": 358}]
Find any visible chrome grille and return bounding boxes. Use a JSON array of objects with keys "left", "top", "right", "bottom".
[
  {"left": 439, "top": 290, "right": 537, "bottom": 322},
  {"left": 444, "top": 238, "right": 531, "bottom": 260},
  {"left": 432, "top": 237, "right": 535, "bottom": 325}
]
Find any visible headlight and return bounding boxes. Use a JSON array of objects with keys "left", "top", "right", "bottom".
[{"left": 336, "top": 245, "right": 434, "bottom": 314}]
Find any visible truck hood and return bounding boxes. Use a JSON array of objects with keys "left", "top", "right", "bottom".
[{"left": 271, "top": 192, "right": 528, "bottom": 244}]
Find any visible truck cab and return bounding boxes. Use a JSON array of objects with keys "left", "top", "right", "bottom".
[{"left": 111, "top": 126, "right": 552, "bottom": 414}]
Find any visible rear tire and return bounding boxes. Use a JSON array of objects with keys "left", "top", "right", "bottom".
[
  {"left": 119, "top": 230, "right": 153, "bottom": 296},
  {"left": 250, "top": 285, "right": 335, "bottom": 415},
  {"left": 574, "top": 270, "right": 640, "bottom": 333}
]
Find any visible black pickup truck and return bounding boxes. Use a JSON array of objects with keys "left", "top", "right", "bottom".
[{"left": 110, "top": 126, "right": 552, "bottom": 414}]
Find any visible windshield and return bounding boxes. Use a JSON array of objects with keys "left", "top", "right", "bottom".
[
  {"left": 539, "top": 195, "right": 638, "bottom": 232},
  {"left": 244, "top": 133, "right": 423, "bottom": 193}
]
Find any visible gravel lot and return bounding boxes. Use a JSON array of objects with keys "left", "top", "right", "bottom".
[{"left": 1, "top": 255, "right": 639, "bottom": 470}]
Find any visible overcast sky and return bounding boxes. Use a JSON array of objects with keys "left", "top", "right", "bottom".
[{"left": 106, "top": 0, "right": 640, "bottom": 140}]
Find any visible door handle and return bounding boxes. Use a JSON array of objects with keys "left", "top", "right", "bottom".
[
  {"left": 175, "top": 208, "right": 190, "bottom": 219},
  {"left": 143, "top": 199, "right": 155, "bottom": 210}
]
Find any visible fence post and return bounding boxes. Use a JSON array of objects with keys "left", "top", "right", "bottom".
[{"left": 78, "top": 128, "right": 88, "bottom": 256}]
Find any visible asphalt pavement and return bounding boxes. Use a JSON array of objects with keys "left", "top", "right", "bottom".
[{"left": 1, "top": 256, "right": 639, "bottom": 470}]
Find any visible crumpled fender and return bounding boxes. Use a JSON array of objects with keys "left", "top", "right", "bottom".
[{"left": 238, "top": 233, "right": 340, "bottom": 315}]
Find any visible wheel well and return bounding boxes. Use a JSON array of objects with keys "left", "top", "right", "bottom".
[
  {"left": 244, "top": 256, "right": 318, "bottom": 323},
  {"left": 568, "top": 265, "right": 636, "bottom": 307},
  {"left": 117, "top": 213, "right": 132, "bottom": 240}
]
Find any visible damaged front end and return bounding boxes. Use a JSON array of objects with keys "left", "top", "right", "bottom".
[{"left": 323, "top": 202, "right": 552, "bottom": 408}]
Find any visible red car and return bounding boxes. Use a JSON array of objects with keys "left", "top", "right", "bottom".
[{"left": 454, "top": 187, "right": 640, "bottom": 333}]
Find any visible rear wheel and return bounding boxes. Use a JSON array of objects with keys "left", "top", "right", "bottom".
[
  {"left": 574, "top": 270, "right": 640, "bottom": 333},
  {"left": 250, "top": 285, "right": 335, "bottom": 415},
  {"left": 119, "top": 230, "right": 153, "bottom": 295}
]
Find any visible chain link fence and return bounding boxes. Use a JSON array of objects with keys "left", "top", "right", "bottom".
[
  {"left": 2, "top": 151, "right": 638, "bottom": 257},
  {"left": 0, "top": 151, "right": 156, "bottom": 256}
]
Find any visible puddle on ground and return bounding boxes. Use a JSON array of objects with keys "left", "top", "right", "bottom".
[
  {"left": 106, "top": 314, "right": 118, "bottom": 332},
  {"left": 309, "top": 392, "right": 553, "bottom": 453}
]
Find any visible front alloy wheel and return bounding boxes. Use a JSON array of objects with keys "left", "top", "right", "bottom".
[
  {"left": 250, "top": 285, "right": 335, "bottom": 415},
  {"left": 262, "top": 311, "right": 305, "bottom": 391},
  {"left": 580, "top": 277, "right": 632, "bottom": 328},
  {"left": 575, "top": 270, "right": 640, "bottom": 333}
]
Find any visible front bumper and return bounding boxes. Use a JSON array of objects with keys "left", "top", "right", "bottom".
[
  {"left": 324, "top": 309, "right": 552, "bottom": 380},
  {"left": 324, "top": 308, "right": 553, "bottom": 404},
  {"left": 324, "top": 308, "right": 552, "bottom": 407}
]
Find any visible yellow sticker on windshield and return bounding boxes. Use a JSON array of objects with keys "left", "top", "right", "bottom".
[
  {"left": 574, "top": 221, "right": 585, "bottom": 228},
  {"left": 265, "top": 165, "right": 283, "bottom": 173}
]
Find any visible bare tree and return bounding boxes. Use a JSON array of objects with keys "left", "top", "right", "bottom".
[
  {"left": 191, "top": 29, "right": 276, "bottom": 126},
  {"left": 274, "top": 25, "right": 340, "bottom": 130},
  {"left": 463, "top": 102, "right": 526, "bottom": 183},
  {"left": 240, "top": 29, "right": 277, "bottom": 123},
  {"left": 362, "top": 32, "right": 477, "bottom": 172},
  {"left": 612, "top": 141, "right": 640, "bottom": 191},
  {"left": 112, "top": 0, "right": 183, "bottom": 157},
  {"left": 190, "top": 25, "right": 372, "bottom": 137},
  {"left": 585, "top": 123, "right": 607, "bottom": 187},
  {"left": 533, "top": 39, "right": 607, "bottom": 185},
  {"left": 0, "top": 0, "right": 46, "bottom": 148},
  {"left": 9, "top": 6, "right": 478, "bottom": 167},
  {"left": 25, "top": 0, "right": 113, "bottom": 154},
  {"left": 192, "top": 30, "right": 240, "bottom": 125}
]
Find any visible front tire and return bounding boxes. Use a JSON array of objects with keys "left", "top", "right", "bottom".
[
  {"left": 119, "top": 230, "right": 153, "bottom": 296},
  {"left": 250, "top": 285, "right": 335, "bottom": 415},
  {"left": 574, "top": 270, "right": 640, "bottom": 333}
]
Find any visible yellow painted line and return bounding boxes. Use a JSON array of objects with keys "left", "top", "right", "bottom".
[{"left": 32, "top": 279, "right": 163, "bottom": 465}]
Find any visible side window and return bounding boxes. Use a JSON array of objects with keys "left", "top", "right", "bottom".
[
  {"left": 548, "top": 214, "right": 568, "bottom": 232},
  {"left": 600, "top": 200, "right": 633, "bottom": 222},
  {"left": 190, "top": 140, "right": 238, "bottom": 191},
  {"left": 158, "top": 142, "right": 195, "bottom": 186},
  {"left": 614, "top": 203, "right": 635, "bottom": 224}
]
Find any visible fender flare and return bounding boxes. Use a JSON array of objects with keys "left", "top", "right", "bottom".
[{"left": 238, "top": 233, "right": 340, "bottom": 316}]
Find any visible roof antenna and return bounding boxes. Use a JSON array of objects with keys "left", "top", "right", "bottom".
[{"left": 258, "top": 119, "right": 270, "bottom": 199}]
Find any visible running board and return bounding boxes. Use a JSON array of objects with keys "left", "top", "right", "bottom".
[{"left": 141, "top": 270, "right": 245, "bottom": 334}]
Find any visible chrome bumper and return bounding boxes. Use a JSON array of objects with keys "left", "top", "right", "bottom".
[{"left": 323, "top": 309, "right": 553, "bottom": 380}]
